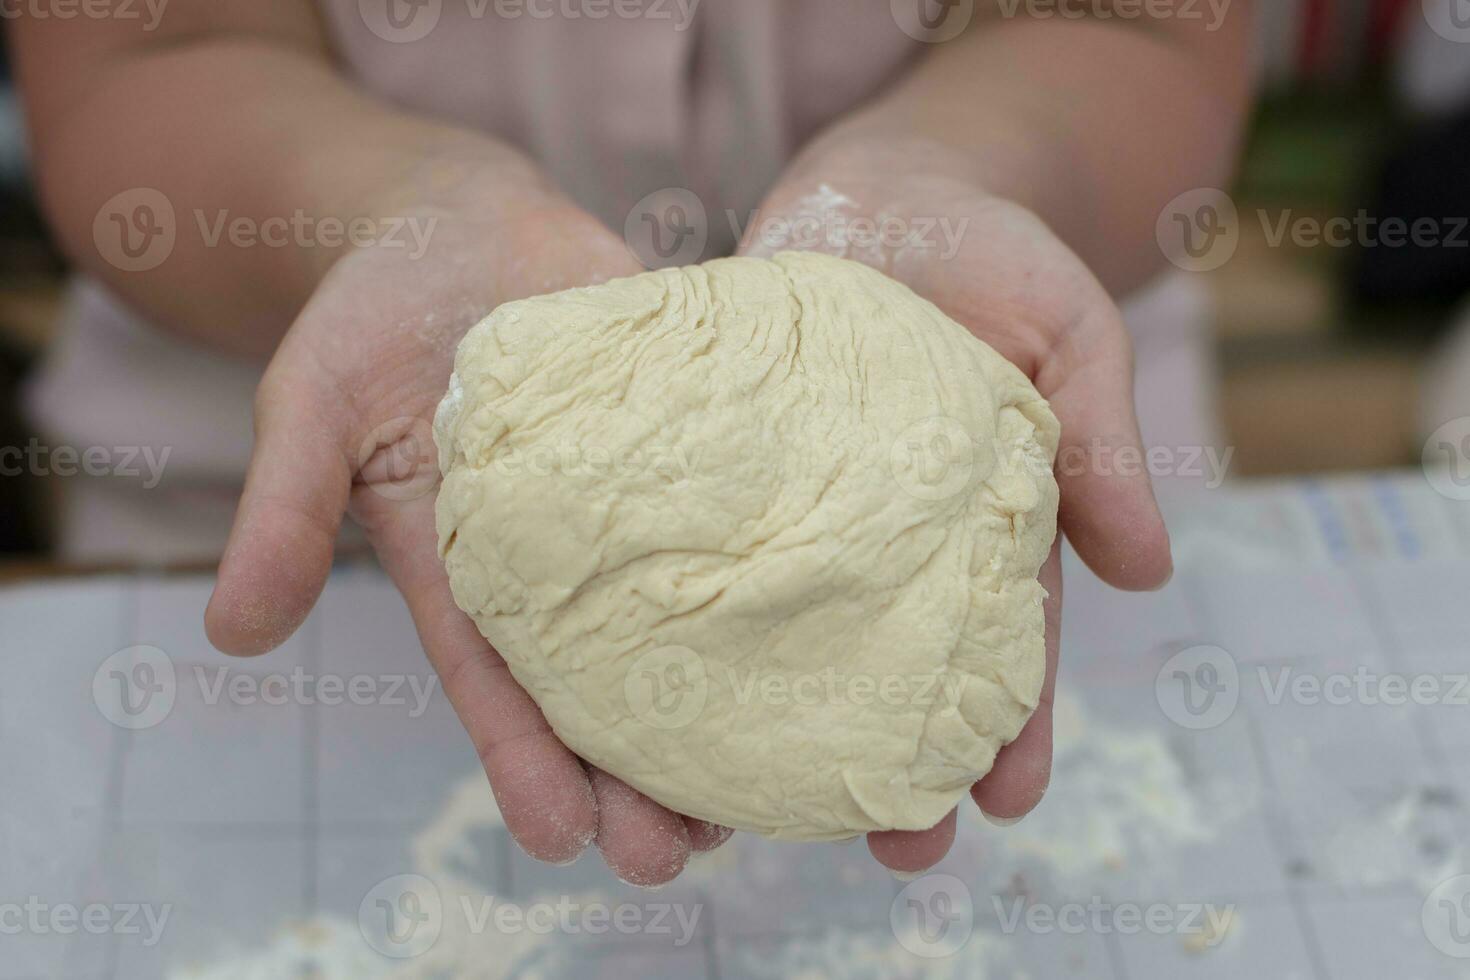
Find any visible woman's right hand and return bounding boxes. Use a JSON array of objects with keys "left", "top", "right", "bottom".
[{"left": 205, "top": 171, "right": 733, "bottom": 886}]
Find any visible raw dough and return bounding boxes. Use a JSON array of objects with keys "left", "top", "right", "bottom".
[{"left": 434, "top": 252, "right": 1059, "bottom": 840}]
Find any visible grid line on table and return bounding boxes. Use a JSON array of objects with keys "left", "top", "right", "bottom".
[
  {"left": 697, "top": 886, "right": 721, "bottom": 979},
  {"left": 1175, "top": 566, "right": 1333, "bottom": 980},
  {"left": 105, "top": 574, "right": 140, "bottom": 834},
  {"left": 1101, "top": 925, "right": 1131, "bottom": 980},
  {"left": 1437, "top": 493, "right": 1470, "bottom": 556},
  {"left": 99, "top": 573, "right": 144, "bottom": 980},
  {"left": 1238, "top": 711, "right": 1333, "bottom": 980},
  {"left": 1346, "top": 565, "right": 1448, "bottom": 772}
]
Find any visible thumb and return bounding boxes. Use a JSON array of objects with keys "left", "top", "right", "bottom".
[
  {"left": 206, "top": 355, "right": 354, "bottom": 656},
  {"left": 1042, "top": 310, "right": 1172, "bottom": 591}
]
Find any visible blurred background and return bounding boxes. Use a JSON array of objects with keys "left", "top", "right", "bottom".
[
  {"left": 3, "top": 7, "right": 1469, "bottom": 979},
  {"left": 0, "top": 2, "right": 1469, "bottom": 560}
]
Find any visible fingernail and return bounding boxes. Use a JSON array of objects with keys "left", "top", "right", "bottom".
[
  {"left": 890, "top": 867, "right": 933, "bottom": 882},
  {"left": 980, "top": 810, "right": 1023, "bottom": 827}
]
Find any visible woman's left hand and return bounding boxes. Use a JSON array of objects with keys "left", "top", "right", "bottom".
[{"left": 739, "top": 165, "right": 1173, "bottom": 873}]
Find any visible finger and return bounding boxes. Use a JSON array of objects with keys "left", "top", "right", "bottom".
[
  {"left": 206, "top": 358, "right": 351, "bottom": 656},
  {"left": 355, "top": 490, "right": 599, "bottom": 865},
  {"left": 1040, "top": 311, "right": 1172, "bottom": 591},
  {"left": 866, "top": 808, "right": 958, "bottom": 876},
  {"left": 973, "top": 540, "right": 1062, "bottom": 821},
  {"left": 683, "top": 817, "right": 734, "bottom": 853},
  {"left": 589, "top": 768, "right": 692, "bottom": 888}
]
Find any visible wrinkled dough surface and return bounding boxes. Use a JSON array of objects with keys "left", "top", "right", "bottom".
[{"left": 435, "top": 252, "right": 1059, "bottom": 841}]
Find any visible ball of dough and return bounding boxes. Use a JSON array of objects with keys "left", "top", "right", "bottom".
[{"left": 434, "top": 252, "right": 1059, "bottom": 841}]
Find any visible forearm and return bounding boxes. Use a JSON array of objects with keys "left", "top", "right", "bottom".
[
  {"left": 777, "top": 3, "right": 1255, "bottom": 294},
  {"left": 12, "top": 22, "right": 551, "bottom": 357}
]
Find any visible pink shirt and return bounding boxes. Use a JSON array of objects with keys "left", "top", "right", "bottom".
[
  {"left": 29, "top": 1, "right": 924, "bottom": 558},
  {"left": 320, "top": 0, "right": 920, "bottom": 253}
]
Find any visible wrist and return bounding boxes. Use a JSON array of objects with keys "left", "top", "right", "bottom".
[
  {"left": 359, "top": 133, "right": 557, "bottom": 224},
  {"left": 777, "top": 120, "right": 1053, "bottom": 218},
  {"left": 303, "top": 131, "right": 574, "bottom": 285}
]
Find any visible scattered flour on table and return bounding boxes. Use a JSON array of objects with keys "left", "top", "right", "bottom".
[
  {"left": 728, "top": 927, "right": 1015, "bottom": 980},
  {"left": 1319, "top": 784, "right": 1462, "bottom": 892},
  {"left": 169, "top": 773, "right": 587, "bottom": 980},
  {"left": 171, "top": 694, "right": 1257, "bottom": 979},
  {"left": 988, "top": 692, "right": 1240, "bottom": 884}
]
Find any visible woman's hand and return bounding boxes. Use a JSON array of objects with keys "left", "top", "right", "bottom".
[
  {"left": 205, "top": 177, "right": 733, "bottom": 886},
  {"left": 739, "top": 165, "right": 1173, "bottom": 873}
]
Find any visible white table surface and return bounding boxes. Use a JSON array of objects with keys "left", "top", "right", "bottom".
[{"left": 5, "top": 471, "right": 1470, "bottom": 979}]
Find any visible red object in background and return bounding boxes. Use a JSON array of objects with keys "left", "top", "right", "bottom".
[
  {"left": 1293, "top": 0, "right": 1423, "bottom": 80},
  {"left": 1296, "top": 0, "right": 1332, "bottom": 78},
  {"left": 1366, "top": 0, "right": 1416, "bottom": 59}
]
